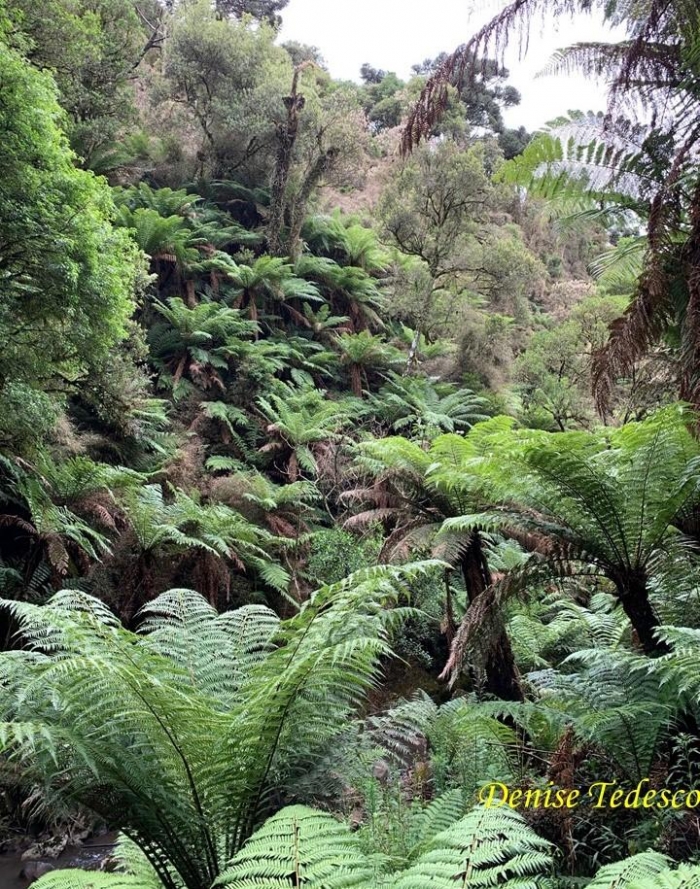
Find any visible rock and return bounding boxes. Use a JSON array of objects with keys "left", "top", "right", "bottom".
[
  {"left": 19, "top": 860, "right": 55, "bottom": 884},
  {"left": 21, "top": 837, "right": 67, "bottom": 861}
]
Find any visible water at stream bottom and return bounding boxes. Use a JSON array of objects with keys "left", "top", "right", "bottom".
[{"left": 0, "top": 836, "right": 116, "bottom": 887}]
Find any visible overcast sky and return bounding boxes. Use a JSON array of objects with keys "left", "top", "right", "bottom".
[{"left": 279, "top": 0, "right": 625, "bottom": 131}]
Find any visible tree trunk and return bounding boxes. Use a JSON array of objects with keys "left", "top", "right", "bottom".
[
  {"left": 267, "top": 64, "right": 311, "bottom": 256},
  {"left": 288, "top": 148, "right": 339, "bottom": 262},
  {"left": 616, "top": 570, "right": 668, "bottom": 655},
  {"left": 459, "top": 532, "right": 523, "bottom": 701},
  {"left": 405, "top": 327, "right": 422, "bottom": 375},
  {"left": 441, "top": 568, "right": 457, "bottom": 644}
]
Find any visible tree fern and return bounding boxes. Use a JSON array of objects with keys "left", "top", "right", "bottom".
[
  {"left": 530, "top": 647, "right": 671, "bottom": 782},
  {"left": 362, "top": 691, "right": 517, "bottom": 805},
  {"left": 257, "top": 384, "right": 347, "bottom": 480},
  {"left": 403, "top": 789, "right": 468, "bottom": 861},
  {"left": 0, "top": 562, "right": 438, "bottom": 889},
  {"left": 649, "top": 625, "right": 700, "bottom": 707},
  {"left": 438, "top": 407, "right": 700, "bottom": 674},
  {"left": 347, "top": 421, "right": 523, "bottom": 698},
  {"left": 372, "top": 374, "right": 489, "bottom": 440},
  {"left": 216, "top": 803, "right": 552, "bottom": 889},
  {"left": 632, "top": 865, "right": 700, "bottom": 889},
  {"left": 200, "top": 402, "right": 256, "bottom": 461}
]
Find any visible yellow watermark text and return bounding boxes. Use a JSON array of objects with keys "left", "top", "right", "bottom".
[{"left": 479, "top": 780, "right": 700, "bottom": 810}]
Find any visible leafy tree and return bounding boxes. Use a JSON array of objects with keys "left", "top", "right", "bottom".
[
  {"left": 379, "top": 157, "right": 544, "bottom": 372},
  {"left": 499, "top": 125, "right": 530, "bottom": 160},
  {"left": 286, "top": 89, "right": 370, "bottom": 257},
  {"left": 157, "top": 0, "right": 291, "bottom": 181},
  {"left": 0, "top": 39, "right": 141, "bottom": 447},
  {"left": 479, "top": 228, "right": 546, "bottom": 323},
  {"left": 360, "top": 64, "right": 387, "bottom": 85},
  {"left": 361, "top": 70, "right": 406, "bottom": 131},
  {"left": 215, "top": 0, "right": 289, "bottom": 25},
  {"left": 378, "top": 140, "right": 532, "bottom": 356},
  {"left": 411, "top": 52, "right": 521, "bottom": 138},
  {"left": 512, "top": 291, "right": 666, "bottom": 430},
  {"left": 403, "top": 0, "right": 700, "bottom": 411},
  {"left": 7, "top": 0, "right": 148, "bottom": 164},
  {"left": 267, "top": 71, "right": 368, "bottom": 259},
  {"left": 379, "top": 140, "right": 492, "bottom": 283},
  {"left": 281, "top": 41, "right": 326, "bottom": 69}
]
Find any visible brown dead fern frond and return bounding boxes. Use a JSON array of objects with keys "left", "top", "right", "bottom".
[
  {"left": 439, "top": 552, "right": 595, "bottom": 686},
  {"left": 402, "top": 0, "right": 588, "bottom": 152},
  {"left": 593, "top": 122, "right": 700, "bottom": 414}
]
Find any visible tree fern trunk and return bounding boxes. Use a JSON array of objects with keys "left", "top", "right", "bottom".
[
  {"left": 617, "top": 572, "right": 668, "bottom": 655},
  {"left": 350, "top": 364, "right": 362, "bottom": 398},
  {"left": 460, "top": 532, "right": 522, "bottom": 701}
]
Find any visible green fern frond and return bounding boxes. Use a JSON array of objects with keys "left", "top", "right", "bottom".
[
  {"left": 392, "top": 805, "right": 552, "bottom": 889},
  {"left": 586, "top": 852, "right": 671, "bottom": 889},
  {"left": 405, "top": 789, "right": 467, "bottom": 859},
  {"left": 33, "top": 873, "right": 160, "bottom": 889},
  {"left": 33, "top": 834, "right": 166, "bottom": 888},
  {"left": 215, "top": 806, "right": 373, "bottom": 889},
  {"left": 138, "top": 590, "right": 280, "bottom": 702},
  {"left": 0, "top": 562, "right": 435, "bottom": 889}
]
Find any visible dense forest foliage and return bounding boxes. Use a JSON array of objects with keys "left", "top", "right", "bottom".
[{"left": 1, "top": 0, "right": 700, "bottom": 887}]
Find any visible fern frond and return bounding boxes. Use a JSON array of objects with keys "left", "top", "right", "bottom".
[
  {"left": 215, "top": 806, "right": 373, "bottom": 889},
  {"left": 586, "top": 852, "right": 671, "bottom": 889},
  {"left": 392, "top": 805, "right": 552, "bottom": 889}
]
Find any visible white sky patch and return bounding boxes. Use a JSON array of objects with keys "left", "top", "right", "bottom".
[{"left": 279, "top": 0, "right": 626, "bottom": 130}]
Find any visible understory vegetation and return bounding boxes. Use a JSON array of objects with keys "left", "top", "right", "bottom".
[{"left": 2, "top": 0, "right": 700, "bottom": 887}]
